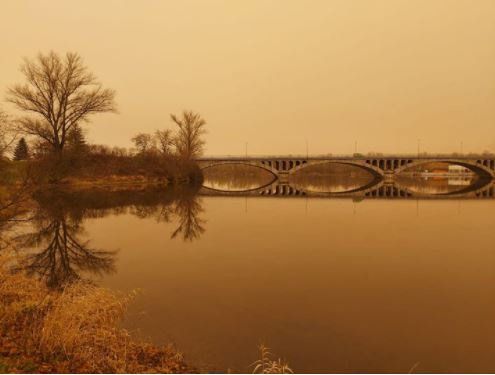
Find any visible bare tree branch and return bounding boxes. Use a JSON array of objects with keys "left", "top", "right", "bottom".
[
  {"left": 170, "top": 110, "right": 206, "bottom": 160},
  {"left": 154, "top": 129, "right": 174, "bottom": 156},
  {"left": 6, "top": 51, "right": 116, "bottom": 153},
  {"left": 0, "top": 109, "right": 19, "bottom": 157}
]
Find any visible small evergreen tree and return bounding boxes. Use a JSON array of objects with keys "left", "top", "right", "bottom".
[
  {"left": 66, "top": 125, "right": 88, "bottom": 154},
  {"left": 13, "top": 137, "right": 29, "bottom": 161}
]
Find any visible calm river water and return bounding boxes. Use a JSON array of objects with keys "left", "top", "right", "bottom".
[{"left": 15, "top": 167, "right": 495, "bottom": 373}]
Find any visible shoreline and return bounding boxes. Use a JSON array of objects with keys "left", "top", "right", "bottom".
[{"left": 0, "top": 251, "right": 195, "bottom": 373}]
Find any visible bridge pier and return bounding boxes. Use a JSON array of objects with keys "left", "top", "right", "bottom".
[{"left": 278, "top": 172, "right": 290, "bottom": 184}]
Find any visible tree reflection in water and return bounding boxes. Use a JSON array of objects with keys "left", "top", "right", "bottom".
[
  {"left": 16, "top": 186, "right": 205, "bottom": 288},
  {"left": 116, "top": 186, "right": 206, "bottom": 240},
  {"left": 16, "top": 200, "right": 117, "bottom": 289},
  {"left": 171, "top": 191, "right": 206, "bottom": 241}
]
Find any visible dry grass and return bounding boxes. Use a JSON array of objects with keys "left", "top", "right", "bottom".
[
  {"left": 0, "top": 251, "right": 191, "bottom": 373},
  {"left": 251, "top": 344, "right": 293, "bottom": 374}
]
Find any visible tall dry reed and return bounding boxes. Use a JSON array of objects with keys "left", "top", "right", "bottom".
[
  {"left": 251, "top": 344, "right": 293, "bottom": 374},
  {"left": 0, "top": 251, "right": 189, "bottom": 373}
]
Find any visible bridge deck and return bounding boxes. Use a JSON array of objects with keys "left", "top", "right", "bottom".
[{"left": 198, "top": 154, "right": 495, "bottom": 161}]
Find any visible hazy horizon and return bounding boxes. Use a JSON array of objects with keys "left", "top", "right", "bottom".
[{"left": 1, "top": 0, "right": 494, "bottom": 155}]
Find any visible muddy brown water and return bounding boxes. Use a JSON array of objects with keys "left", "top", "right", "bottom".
[{"left": 13, "top": 168, "right": 495, "bottom": 373}]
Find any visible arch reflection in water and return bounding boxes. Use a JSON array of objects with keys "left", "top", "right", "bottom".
[
  {"left": 17, "top": 187, "right": 206, "bottom": 288},
  {"left": 202, "top": 164, "right": 276, "bottom": 192},
  {"left": 290, "top": 162, "right": 376, "bottom": 193},
  {"left": 200, "top": 179, "right": 495, "bottom": 199},
  {"left": 395, "top": 175, "right": 479, "bottom": 195}
]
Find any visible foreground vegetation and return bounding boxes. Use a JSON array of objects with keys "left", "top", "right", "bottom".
[
  {"left": 0, "top": 252, "right": 191, "bottom": 373},
  {"left": 0, "top": 250, "right": 293, "bottom": 374}
]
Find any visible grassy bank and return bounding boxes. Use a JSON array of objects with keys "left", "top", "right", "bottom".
[
  {"left": 0, "top": 251, "right": 192, "bottom": 373},
  {"left": 1, "top": 151, "right": 204, "bottom": 190}
]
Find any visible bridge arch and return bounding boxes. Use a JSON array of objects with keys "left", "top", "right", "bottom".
[
  {"left": 289, "top": 159, "right": 385, "bottom": 179},
  {"left": 199, "top": 161, "right": 279, "bottom": 180},
  {"left": 393, "top": 159, "right": 494, "bottom": 179}
]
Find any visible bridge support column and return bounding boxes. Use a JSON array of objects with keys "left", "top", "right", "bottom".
[{"left": 278, "top": 172, "right": 289, "bottom": 184}]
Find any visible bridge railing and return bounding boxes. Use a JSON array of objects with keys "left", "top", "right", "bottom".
[{"left": 198, "top": 153, "right": 495, "bottom": 161}]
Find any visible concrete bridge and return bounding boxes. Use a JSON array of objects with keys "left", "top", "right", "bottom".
[
  {"left": 198, "top": 155, "right": 495, "bottom": 181},
  {"left": 197, "top": 154, "right": 495, "bottom": 199}
]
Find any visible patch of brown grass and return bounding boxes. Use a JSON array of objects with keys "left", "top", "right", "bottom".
[
  {"left": 251, "top": 344, "right": 293, "bottom": 374},
  {"left": 0, "top": 251, "right": 191, "bottom": 373}
]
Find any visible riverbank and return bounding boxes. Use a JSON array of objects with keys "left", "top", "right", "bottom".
[
  {"left": 51, "top": 174, "right": 196, "bottom": 189},
  {"left": 0, "top": 154, "right": 203, "bottom": 188},
  {"left": 0, "top": 251, "right": 193, "bottom": 373}
]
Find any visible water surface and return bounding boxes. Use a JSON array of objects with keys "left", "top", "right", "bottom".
[{"left": 14, "top": 173, "right": 495, "bottom": 373}]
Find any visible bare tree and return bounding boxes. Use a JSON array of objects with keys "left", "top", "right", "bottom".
[
  {"left": 154, "top": 129, "right": 174, "bottom": 156},
  {"left": 131, "top": 133, "right": 156, "bottom": 154},
  {"left": 170, "top": 110, "right": 206, "bottom": 159},
  {"left": 6, "top": 51, "right": 116, "bottom": 154},
  {"left": 0, "top": 109, "right": 17, "bottom": 157}
]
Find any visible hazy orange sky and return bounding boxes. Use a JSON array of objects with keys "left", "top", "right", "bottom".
[{"left": 1, "top": 0, "right": 494, "bottom": 155}]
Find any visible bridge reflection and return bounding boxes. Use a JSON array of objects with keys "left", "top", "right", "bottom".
[{"left": 200, "top": 179, "right": 495, "bottom": 199}]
